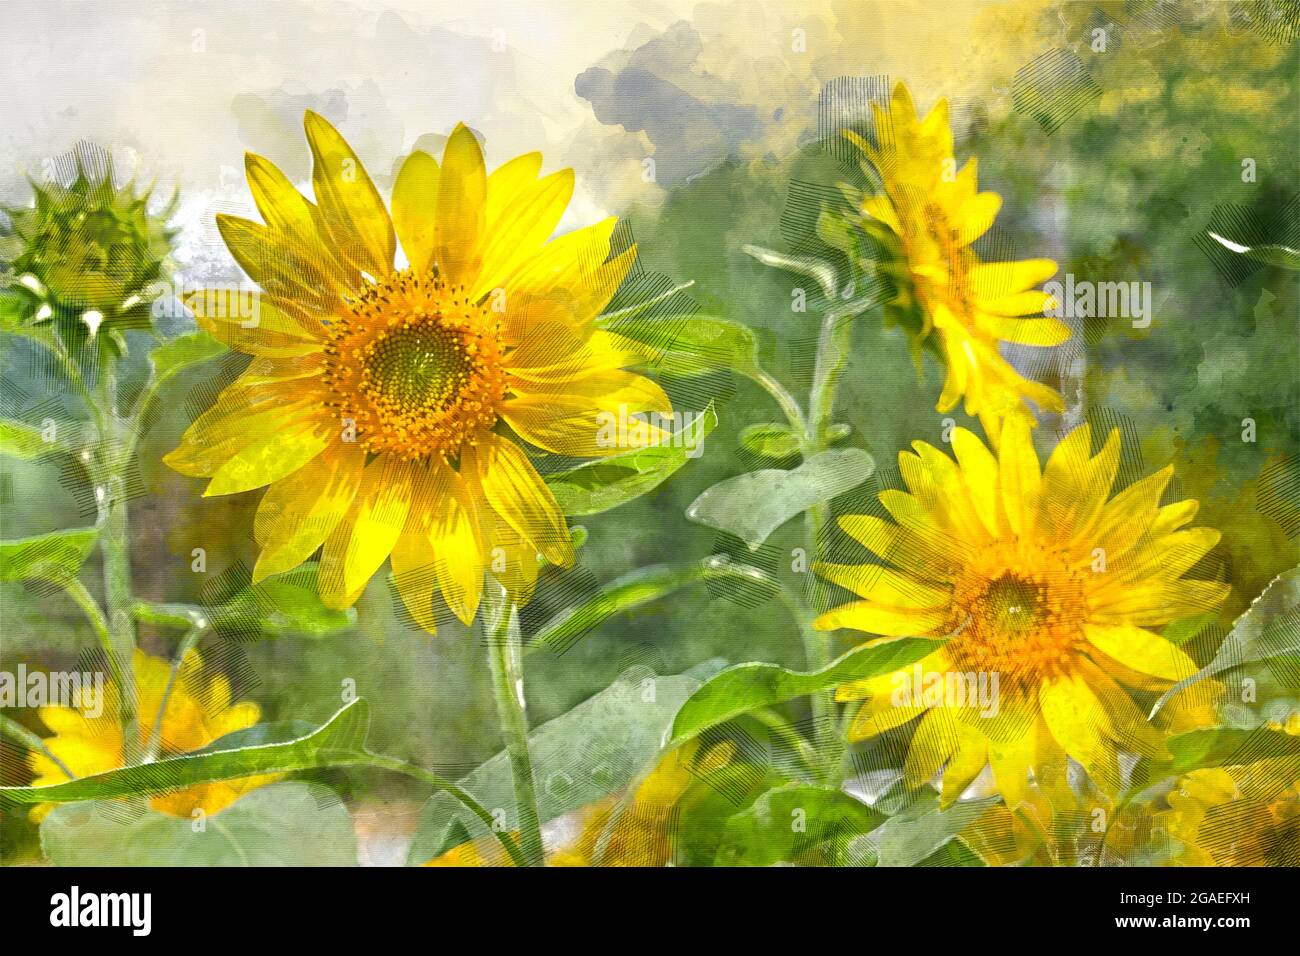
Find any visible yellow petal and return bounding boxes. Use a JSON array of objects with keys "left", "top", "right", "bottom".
[
  {"left": 951, "top": 427, "right": 1001, "bottom": 538},
  {"left": 812, "top": 562, "right": 948, "bottom": 607},
  {"left": 319, "top": 456, "right": 414, "bottom": 608},
  {"left": 474, "top": 168, "right": 575, "bottom": 299},
  {"left": 837, "top": 513, "right": 961, "bottom": 582},
  {"left": 997, "top": 415, "right": 1041, "bottom": 538},
  {"left": 187, "top": 290, "right": 323, "bottom": 356},
  {"left": 968, "top": 259, "right": 1058, "bottom": 300},
  {"left": 1084, "top": 622, "right": 1197, "bottom": 682},
  {"left": 1039, "top": 675, "right": 1121, "bottom": 794},
  {"left": 253, "top": 442, "right": 365, "bottom": 581},
  {"left": 814, "top": 600, "right": 948, "bottom": 636},
  {"left": 304, "top": 110, "right": 395, "bottom": 278},
  {"left": 905, "top": 708, "right": 961, "bottom": 786},
  {"left": 983, "top": 315, "right": 1072, "bottom": 346},
  {"left": 434, "top": 123, "right": 487, "bottom": 287},
  {"left": 214, "top": 214, "right": 344, "bottom": 315},
  {"left": 204, "top": 424, "right": 332, "bottom": 497},
  {"left": 466, "top": 435, "right": 572, "bottom": 567},
  {"left": 392, "top": 150, "right": 440, "bottom": 274}
]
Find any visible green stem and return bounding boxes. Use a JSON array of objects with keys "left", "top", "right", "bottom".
[
  {"left": 0, "top": 714, "right": 77, "bottom": 781},
  {"left": 748, "top": 367, "right": 807, "bottom": 438},
  {"left": 57, "top": 576, "right": 123, "bottom": 692},
  {"left": 144, "top": 623, "right": 209, "bottom": 761},
  {"left": 94, "top": 345, "right": 140, "bottom": 763},
  {"left": 484, "top": 586, "right": 545, "bottom": 866}
]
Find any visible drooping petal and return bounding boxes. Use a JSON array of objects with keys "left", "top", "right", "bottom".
[
  {"left": 319, "top": 455, "right": 414, "bottom": 608},
  {"left": 464, "top": 434, "right": 572, "bottom": 567},
  {"left": 252, "top": 442, "right": 366, "bottom": 581}
]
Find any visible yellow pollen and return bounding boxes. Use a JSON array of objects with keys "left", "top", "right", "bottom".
[
  {"left": 322, "top": 270, "right": 506, "bottom": 461},
  {"left": 945, "top": 543, "right": 1088, "bottom": 692}
]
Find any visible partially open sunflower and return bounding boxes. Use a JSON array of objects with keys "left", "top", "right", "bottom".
[
  {"left": 167, "top": 114, "right": 670, "bottom": 630},
  {"left": 846, "top": 82, "right": 1069, "bottom": 445}
]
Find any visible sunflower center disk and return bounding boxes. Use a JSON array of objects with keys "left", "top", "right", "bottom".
[
  {"left": 323, "top": 271, "right": 507, "bottom": 461},
  {"left": 947, "top": 552, "right": 1087, "bottom": 691},
  {"left": 361, "top": 322, "right": 472, "bottom": 415}
]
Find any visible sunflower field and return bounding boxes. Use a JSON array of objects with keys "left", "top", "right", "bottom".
[{"left": 0, "top": 0, "right": 1297, "bottom": 878}]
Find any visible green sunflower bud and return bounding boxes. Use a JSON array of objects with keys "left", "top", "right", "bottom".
[{"left": 0, "top": 146, "right": 178, "bottom": 353}]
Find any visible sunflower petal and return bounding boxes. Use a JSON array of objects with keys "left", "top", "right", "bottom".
[
  {"left": 392, "top": 150, "right": 440, "bottom": 274},
  {"left": 304, "top": 111, "right": 395, "bottom": 278}
]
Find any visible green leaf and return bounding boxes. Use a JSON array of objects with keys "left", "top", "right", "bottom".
[
  {"left": 40, "top": 782, "right": 357, "bottom": 866},
  {"left": 405, "top": 664, "right": 721, "bottom": 865},
  {"left": 528, "top": 557, "right": 778, "bottom": 653},
  {"left": 545, "top": 404, "right": 717, "bottom": 515},
  {"left": 215, "top": 563, "right": 356, "bottom": 638},
  {"left": 686, "top": 447, "right": 875, "bottom": 548},
  {"left": 1154, "top": 567, "right": 1300, "bottom": 714},
  {"left": 149, "top": 330, "right": 227, "bottom": 383},
  {"left": 0, "top": 527, "right": 98, "bottom": 583},
  {"left": 738, "top": 422, "right": 802, "bottom": 459},
  {"left": 845, "top": 792, "right": 1000, "bottom": 867},
  {"left": 1164, "top": 726, "right": 1300, "bottom": 773},
  {"left": 0, "top": 699, "right": 371, "bottom": 809},
  {"left": 1209, "top": 232, "right": 1300, "bottom": 270},
  {"left": 0, "top": 419, "right": 59, "bottom": 459},
  {"left": 597, "top": 312, "right": 759, "bottom": 377},
  {"left": 671, "top": 638, "right": 940, "bottom": 744},
  {"left": 714, "top": 783, "right": 884, "bottom": 865}
]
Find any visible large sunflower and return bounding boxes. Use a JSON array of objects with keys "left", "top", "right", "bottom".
[
  {"left": 28, "top": 649, "right": 274, "bottom": 818},
  {"left": 166, "top": 115, "right": 670, "bottom": 629},
  {"left": 816, "top": 420, "right": 1229, "bottom": 805},
  {"left": 846, "top": 83, "right": 1069, "bottom": 444}
]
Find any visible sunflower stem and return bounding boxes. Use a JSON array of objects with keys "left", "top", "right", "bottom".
[
  {"left": 485, "top": 584, "right": 545, "bottom": 866},
  {"left": 798, "top": 306, "right": 859, "bottom": 783},
  {"left": 94, "top": 343, "right": 141, "bottom": 765}
]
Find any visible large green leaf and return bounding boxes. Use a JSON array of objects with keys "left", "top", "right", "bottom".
[
  {"left": 686, "top": 447, "right": 875, "bottom": 548},
  {"left": 405, "top": 662, "right": 723, "bottom": 865},
  {"left": 597, "top": 312, "right": 759, "bottom": 377},
  {"left": 1154, "top": 567, "right": 1300, "bottom": 714},
  {"left": 545, "top": 404, "right": 717, "bottom": 516},
  {"left": 528, "top": 557, "right": 778, "bottom": 653},
  {"left": 215, "top": 563, "right": 356, "bottom": 639},
  {"left": 845, "top": 792, "right": 1000, "bottom": 867},
  {"left": 0, "top": 700, "right": 370, "bottom": 809},
  {"left": 671, "top": 638, "right": 940, "bottom": 744},
  {"left": 40, "top": 782, "right": 357, "bottom": 866},
  {"left": 149, "top": 330, "right": 228, "bottom": 383},
  {"left": 0, "top": 527, "right": 98, "bottom": 583},
  {"left": 714, "top": 783, "right": 884, "bottom": 865}
]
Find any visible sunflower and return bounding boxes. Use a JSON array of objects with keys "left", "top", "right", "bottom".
[
  {"left": 816, "top": 420, "right": 1229, "bottom": 806},
  {"left": 28, "top": 649, "right": 274, "bottom": 818},
  {"left": 846, "top": 82, "right": 1069, "bottom": 445},
  {"left": 166, "top": 114, "right": 671, "bottom": 629},
  {"left": 1160, "top": 715, "right": 1300, "bottom": 866}
]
